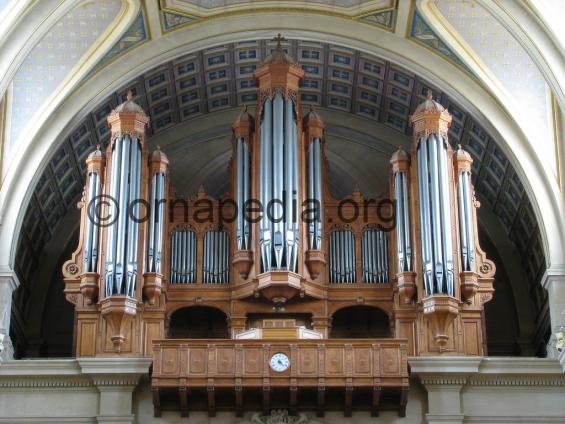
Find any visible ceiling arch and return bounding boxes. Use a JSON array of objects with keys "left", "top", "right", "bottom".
[
  {"left": 12, "top": 39, "right": 547, "bottom": 328},
  {"left": 0, "top": 10, "right": 561, "bottom": 321}
]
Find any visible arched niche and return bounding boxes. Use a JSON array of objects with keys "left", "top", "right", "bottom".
[
  {"left": 330, "top": 305, "right": 391, "bottom": 339},
  {"left": 168, "top": 306, "right": 229, "bottom": 339}
]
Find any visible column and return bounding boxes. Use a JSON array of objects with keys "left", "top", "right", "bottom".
[
  {"left": 79, "top": 357, "right": 152, "bottom": 424},
  {"left": 542, "top": 269, "right": 565, "bottom": 364},
  {"left": 410, "top": 357, "right": 481, "bottom": 424},
  {"left": 0, "top": 270, "right": 18, "bottom": 361}
]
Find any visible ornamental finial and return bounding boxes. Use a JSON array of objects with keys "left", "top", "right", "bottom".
[
  {"left": 127, "top": 90, "right": 133, "bottom": 101},
  {"left": 426, "top": 89, "right": 433, "bottom": 100},
  {"left": 272, "top": 33, "right": 286, "bottom": 49}
]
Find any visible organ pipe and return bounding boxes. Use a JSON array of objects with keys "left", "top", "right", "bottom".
[
  {"left": 458, "top": 171, "right": 475, "bottom": 272},
  {"left": 308, "top": 138, "right": 323, "bottom": 250},
  {"left": 416, "top": 134, "right": 454, "bottom": 296},
  {"left": 235, "top": 136, "right": 251, "bottom": 250},
  {"left": 362, "top": 228, "right": 389, "bottom": 283},
  {"left": 259, "top": 93, "right": 299, "bottom": 273},
  {"left": 170, "top": 229, "right": 196, "bottom": 283},
  {"left": 203, "top": 230, "right": 229, "bottom": 283},
  {"left": 147, "top": 171, "right": 166, "bottom": 274},
  {"left": 329, "top": 229, "right": 356, "bottom": 283},
  {"left": 104, "top": 135, "right": 142, "bottom": 297},
  {"left": 84, "top": 170, "right": 101, "bottom": 273}
]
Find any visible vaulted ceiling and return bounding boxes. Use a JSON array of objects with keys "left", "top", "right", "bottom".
[{"left": 15, "top": 40, "right": 547, "bottom": 349}]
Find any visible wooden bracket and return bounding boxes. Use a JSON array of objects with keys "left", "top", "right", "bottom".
[
  {"left": 152, "top": 387, "right": 161, "bottom": 418},
  {"left": 179, "top": 386, "right": 188, "bottom": 417},
  {"left": 207, "top": 386, "right": 216, "bottom": 417}
]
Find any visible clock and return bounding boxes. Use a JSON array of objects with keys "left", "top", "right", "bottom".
[{"left": 269, "top": 352, "right": 290, "bottom": 372}]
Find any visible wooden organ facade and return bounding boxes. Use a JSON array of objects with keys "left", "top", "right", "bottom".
[{"left": 63, "top": 37, "right": 495, "bottom": 417}]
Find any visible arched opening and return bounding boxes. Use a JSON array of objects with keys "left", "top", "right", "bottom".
[
  {"left": 330, "top": 306, "right": 391, "bottom": 338},
  {"left": 168, "top": 306, "right": 228, "bottom": 339}
]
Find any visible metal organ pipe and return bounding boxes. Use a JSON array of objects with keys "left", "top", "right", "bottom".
[
  {"left": 203, "top": 230, "right": 229, "bottom": 283},
  {"left": 437, "top": 136, "right": 454, "bottom": 295},
  {"left": 417, "top": 134, "right": 455, "bottom": 296},
  {"left": 84, "top": 171, "right": 101, "bottom": 273},
  {"left": 260, "top": 98, "right": 272, "bottom": 271},
  {"left": 308, "top": 138, "right": 323, "bottom": 251},
  {"left": 259, "top": 94, "right": 299, "bottom": 273},
  {"left": 103, "top": 135, "right": 142, "bottom": 297},
  {"left": 235, "top": 137, "right": 250, "bottom": 251},
  {"left": 362, "top": 229, "right": 389, "bottom": 283},
  {"left": 126, "top": 140, "right": 141, "bottom": 297},
  {"left": 458, "top": 171, "right": 475, "bottom": 272},
  {"left": 169, "top": 229, "right": 196, "bottom": 284},
  {"left": 147, "top": 171, "right": 166, "bottom": 275},
  {"left": 329, "top": 229, "right": 356, "bottom": 283}
]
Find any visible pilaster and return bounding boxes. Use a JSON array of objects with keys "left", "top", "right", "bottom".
[
  {"left": 79, "top": 357, "right": 151, "bottom": 424},
  {"left": 410, "top": 357, "right": 481, "bottom": 424},
  {"left": 0, "top": 270, "right": 18, "bottom": 361},
  {"left": 541, "top": 268, "right": 565, "bottom": 362}
]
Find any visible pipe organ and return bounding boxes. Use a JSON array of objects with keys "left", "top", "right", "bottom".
[{"left": 63, "top": 36, "right": 495, "bottom": 417}]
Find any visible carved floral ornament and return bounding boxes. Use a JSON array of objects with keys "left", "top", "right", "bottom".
[{"left": 238, "top": 410, "right": 324, "bottom": 424}]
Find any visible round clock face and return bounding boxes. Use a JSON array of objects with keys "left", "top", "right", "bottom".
[{"left": 269, "top": 352, "right": 290, "bottom": 372}]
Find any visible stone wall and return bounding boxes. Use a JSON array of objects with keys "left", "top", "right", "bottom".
[{"left": 0, "top": 357, "right": 564, "bottom": 423}]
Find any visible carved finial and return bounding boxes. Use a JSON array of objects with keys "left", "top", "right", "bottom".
[
  {"left": 96, "top": 144, "right": 100, "bottom": 150},
  {"left": 426, "top": 89, "right": 433, "bottom": 100},
  {"left": 458, "top": 144, "right": 462, "bottom": 150},
  {"left": 127, "top": 90, "right": 133, "bottom": 101},
  {"left": 242, "top": 104, "right": 248, "bottom": 112},
  {"left": 272, "top": 33, "right": 286, "bottom": 49},
  {"left": 310, "top": 105, "right": 314, "bottom": 112},
  {"left": 156, "top": 144, "right": 161, "bottom": 150}
]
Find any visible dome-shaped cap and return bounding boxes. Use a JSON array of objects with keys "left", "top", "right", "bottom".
[
  {"left": 151, "top": 145, "right": 169, "bottom": 163},
  {"left": 263, "top": 34, "right": 296, "bottom": 65},
  {"left": 391, "top": 146, "right": 409, "bottom": 162},
  {"left": 88, "top": 145, "right": 103, "bottom": 159},
  {"left": 232, "top": 105, "right": 255, "bottom": 129},
  {"left": 414, "top": 89, "right": 446, "bottom": 114},
  {"left": 114, "top": 90, "right": 146, "bottom": 115},
  {"left": 303, "top": 105, "right": 324, "bottom": 127},
  {"left": 455, "top": 144, "right": 473, "bottom": 162}
]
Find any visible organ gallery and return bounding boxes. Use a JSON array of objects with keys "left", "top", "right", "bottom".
[{"left": 62, "top": 36, "right": 496, "bottom": 417}]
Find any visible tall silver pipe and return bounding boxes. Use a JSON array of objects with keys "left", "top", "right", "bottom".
[
  {"left": 272, "top": 94, "right": 284, "bottom": 269},
  {"left": 183, "top": 230, "right": 189, "bottom": 283},
  {"left": 400, "top": 173, "right": 412, "bottom": 270},
  {"left": 458, "top": 173, "right": 468, "bottom": 271},
  {"left": 394, "top": 172, "right": 405, "bottom": 272},
  {"left": 417, "top": 137, "right": 433, "bottom": 295},
  {"left": 243, "top": 139, "right": 250, "bottom": 250},
  {"left": 148, "top": 174, "right": 157, "bottom": 271},
  {"left": 308, "top": 144, "right": 315, "bottom": 249},
  {"left": 90, "top": 173, "right": 101, "bottom": 272},
  {"left": 156, "top": 173, "right": 165, "bottom": 274},
  {"left": 105, "top": 137, "right": 121, "bottom": 296},
  {"left": 114, "top": 134, "right": 132, "bottom": 295},
  {"left": 464, "top": 172, "right": 475, "bottom": 270},
  {"left": 84, "top": 172, "right": 96, "bottom": 272},
  {"left": 362, "top": 231, "right": 368, "bottom": 282},
  {"left": 428, "top": 134, "right": 444, "bottom": 293},
  {"left": 170, "top": 232, "right": 176, "bottom": 282},
  {"left": 260, "top": 99, "right": 273, "bottom": 271},
  {"left": 284, "top": 98, "right": 294, "bottom": 270},
  {"left": 383, "top": 232, "right": 389, "bottom": 282},
  {"left": 126, "top": 140, "right": 141, "bottom": 297},
  {"left": 437, "top": 136, "right": 454, "bottom": 295},
  {"left": 314, "top": 138, "right": 323, "bottom": 250},
  {"left": 291, "top": 114, "right": 299, "bottom": 273},
  {"left": 236, "top": 138, "right": 244, "bottom": 250}
]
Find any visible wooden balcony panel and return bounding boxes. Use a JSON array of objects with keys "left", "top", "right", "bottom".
[{"left": 152, "top": 339, "right": 409, "bottom": 389}]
